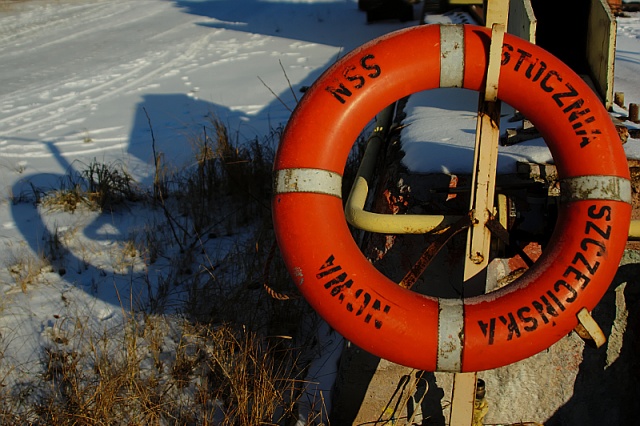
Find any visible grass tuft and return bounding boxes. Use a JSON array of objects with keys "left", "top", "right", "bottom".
[{"left": 42, "top": 159, "right": 136, "bottom": 212}]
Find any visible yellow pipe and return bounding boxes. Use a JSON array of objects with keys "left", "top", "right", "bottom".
[
  {"left": 344, "top": 130, "right": 460, "bottom": 234},
  {"left": 629, "top": 220, "right": 640, "bottom": 240},
  {"left": 345, "top": 176, "right": 459, "bottom": 234}
]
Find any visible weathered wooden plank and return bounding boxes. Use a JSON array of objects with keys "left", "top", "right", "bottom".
[
  {"left": 508, "top": 0, "right": 536, "bottom": 42},
  {"left": 587, "top": 0, "right": 616, "bottom": 110}
]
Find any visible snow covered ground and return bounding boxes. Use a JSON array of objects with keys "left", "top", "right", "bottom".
[{"left": 2, "top": 0, "right": 640, "bottom": 422}]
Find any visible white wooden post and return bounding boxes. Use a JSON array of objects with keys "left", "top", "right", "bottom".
[{"left": 451, "top": 1, "right": 510, "bottom": 425}]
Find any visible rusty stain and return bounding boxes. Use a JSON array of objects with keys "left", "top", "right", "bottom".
[
  {"left": 470, "top": 252, "right": 484, "bottom": 264},
  {"left": 439, "top": 336, "right": 458, "bottom": 356},
  {"left": 283, "top": 169, "right": 298, "bottom": 192},
  {"left": 382, "top": 188, "right": 409, "bottom": 215},
  {"left": 293, "top": 267, "right": 304, "bottom": 286},
  {"left": 447, "top": 174, "right": 458, "bottom": 201},
  {"left": 508, "top": 242, "right": 543, "bottom": 271}
]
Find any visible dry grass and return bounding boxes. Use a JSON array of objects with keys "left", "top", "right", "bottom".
[
  {"left": 0, "top": 314, "right": 308, "bottom": 425},
  {"left": 0, "top": 114, "right": 316, "bottom": 424},
  {"left": 4, "top": 242, "right": 51, "bottom": 292},
  {"left": 41, "top": 159, "right": 136, "bottom": 213},
  {"left": 175, "top": 114, "right": 275, "bottom": 238}
]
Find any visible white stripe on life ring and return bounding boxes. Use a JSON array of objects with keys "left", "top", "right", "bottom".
[
  {"left": 440, "top": 25, "right": 465, "bottom": 89},
  {"left": 437, "top": 298, "right": 464, "bottom": 372},
  {"left": 274, "top": 168, "right": 342, "bottom": 198},
  {"left": 560, "top": 175, "right": 632, "bottom": 204}
]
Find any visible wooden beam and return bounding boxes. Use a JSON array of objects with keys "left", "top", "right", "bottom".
[
  {"left": 452, "top": 2, "right": 510, "bottom": 425},
  {"left": 463, "top": 1, "right": 509, "bottom": 282}
]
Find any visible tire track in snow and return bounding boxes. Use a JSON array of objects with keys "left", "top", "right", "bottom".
[
  {"left": 0, "top": 0, "right": 309, "bottom": 163},
  {"left": 0, "top": 2, "right": 120, "bottom": 52},
  {"left": 0, "top": 0, "right": 219, "bottom": 161},
  {"left": 0, "top": 34, "right": 215, "bottom": 159}
]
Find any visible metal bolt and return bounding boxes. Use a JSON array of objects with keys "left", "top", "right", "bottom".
[
  {"left": 475, "top": 379, "right": 486, "bottom": 400},
  {"left": 630, "top": 103, "right": 640, "bottom": 123}
]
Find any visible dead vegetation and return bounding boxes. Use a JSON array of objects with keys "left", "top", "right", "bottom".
[
  {"left": 0, "top": 114, "right": 321, "bottom": 424},
  {"left": 24, "top": 320, "right": 302, "bottom": 425}
]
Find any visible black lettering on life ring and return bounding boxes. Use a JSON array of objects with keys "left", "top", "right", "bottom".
[
  {"left": 344, "top": 65, "right": 365, "bottom": 89},
  {"left": 478, "top": 317, "right": 497, "bottom": 345},
  {"left": 478, "top": 203, "right": 614, "bottom": 345},
  {"left": 325, "top": 83, "right": 353, "bottom": 105},
  {"left": 551, "top": 83, "right": 579, "bottom": 107},
  {"left": 554, "top": 279, "right": 578, "bottom": 303},
  {"left": 517, "top": 306, "right": 538, "bottom": 332},
  {"left": 585, "top": 221, "right": 612, "bottom": 240},
  {"left": 501, "top": 43, "right": 514, "bottom": 65},
  {"left": 317, "top": 255, "right": 390, "bottom": 329},
  {"left": 513, "top": 48, "right": 533, "bottom": 72},
  {"left": 274, "top": 25, "right": 630, "bottom": 371},
  {"left": 501, "top": 43, "right": 600, "bottom": 149},
  {"left": 572, "top": 252, "right": 600, "bottom": 277},
  {"left": 563, "top": 265, "right": 592, "bottom": 290},
  {"left": 325, "top": 54, "right": 382, "bottom": 104},
  {"left": 499, "top": 313, "right": 521, "bottom": 341},
  {"left": 540, "top": 70, "right": 562, "bottom": 93},
  {"left": 588, "top": 205, "right": 612, "bottom": 221},
  {"left": 361, "top": 54, "right": 381, "bottom": 78},
  {"left": 525, "top": 59, "right": 547, "bottom": 81}
]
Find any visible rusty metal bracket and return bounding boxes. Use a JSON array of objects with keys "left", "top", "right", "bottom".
[
  {"left": 399, "top": 214, "right": 474, "bottom": 289},
  {"left": 485, "top": 216, "right": 535, "bottom": 267}
]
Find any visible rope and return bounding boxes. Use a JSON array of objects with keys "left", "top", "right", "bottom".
[{"left": 262, "top": 241, "right": 301, "bottom": 301}]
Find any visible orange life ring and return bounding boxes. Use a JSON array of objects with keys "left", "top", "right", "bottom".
[{"left": 272, "top": 24, "right": 632, "bottom": 372}]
